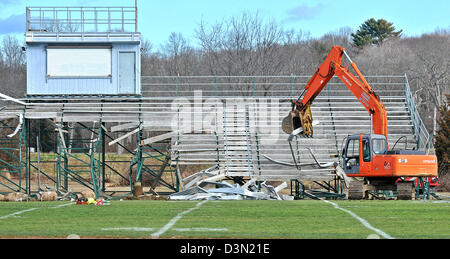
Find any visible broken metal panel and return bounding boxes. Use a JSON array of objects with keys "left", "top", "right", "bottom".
[{"left": 169, "top": 177, "right": 290, "bottom": 201}]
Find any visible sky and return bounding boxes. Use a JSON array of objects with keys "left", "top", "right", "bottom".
[{"left": 0, "top": 0, "right": 449, "bottom": 49}]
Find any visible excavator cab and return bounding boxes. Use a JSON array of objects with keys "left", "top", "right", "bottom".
[{"left": 342, "top": 134, "right": 387, "bottom": 175}]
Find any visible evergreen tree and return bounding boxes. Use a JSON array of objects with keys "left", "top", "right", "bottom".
[{"left": 352, "top": 18, "right": 402, "bottom": 47}]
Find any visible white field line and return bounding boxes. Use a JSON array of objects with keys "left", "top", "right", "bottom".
[
  {"left": 151, "top": 200, "right": 208, "bottom": 238},
  {"left": 50, "top": 202, "right": 75, "bottom": 208},
  {"left": 0, "top": 208, "right": 38, "bottom": 220},
  {"left": 320, "top": 199, "right": 394, "bottom": 239},
  {"left": 0, "top": 202, "right": 75, "bottom": 220}
]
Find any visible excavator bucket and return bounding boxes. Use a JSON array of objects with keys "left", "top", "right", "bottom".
[
  {"left": 281, "top": 104, "right": 314, "bottom": 137},
  {"left": 281, "top": 110, "right": 299, "bottom": 135}
]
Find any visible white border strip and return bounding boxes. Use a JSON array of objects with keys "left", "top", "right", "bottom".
[{"left": 151, "top": 200, "right": 208, "bottom": 238}]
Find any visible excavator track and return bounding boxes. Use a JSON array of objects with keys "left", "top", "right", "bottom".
[
  {"left": 344, "top": 180, "right": 416, "bottom": 200},
  {"left": 396, "top": 181, "right": 414, "bottom": 200},
  {"left": 346, "top": 180, "right": 364, "bottom": 200}
]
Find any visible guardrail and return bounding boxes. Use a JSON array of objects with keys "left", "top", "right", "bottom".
[
  {"left": 140, "top": 75, "right": 406, "bottom": 98},
  {"left": 403, "top": 74, "right": 431, "bottom": 150},
  {"left": 26, "top": 6, "right": 137, "bottom": 33}
]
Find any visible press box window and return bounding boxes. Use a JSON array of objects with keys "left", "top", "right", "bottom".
[{"left": 46, "top": 47, "right": 112, "bottom": 78}]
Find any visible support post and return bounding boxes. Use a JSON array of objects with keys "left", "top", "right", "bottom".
[
  {"left": 135, "top": 0, "right": 138, "bottom": 33},
  {"left": 101, "top": 122, "right": 106, "bottom": 193},
  {"left": 18, "top": 114, "right": 25, "bottom": 193},
  {"left": 134, "top": 123, "right": 143, "bottom": 185},
  {"left": 25, "top": 118, "right": 31, "bottom": 196},
  {"left": 37, "top": 135, "right": 41, "bottom": 192},
  {"left": 63, "top": 122, "right": 69, "bottom": 191}
]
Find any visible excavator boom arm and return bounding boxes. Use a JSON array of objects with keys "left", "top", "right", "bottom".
[{"left": 284, "top": 46, "right": 389, "bottom": 145}]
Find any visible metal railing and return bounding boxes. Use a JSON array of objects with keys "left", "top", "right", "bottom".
[
  {"left": 141, "top": 75, "right": 406, "bottom": 98},
  {"left": 403, "top": 74, "right": 431, "bottom": 150},
  {"left": 26, "top": 7, "right": 137, "bottom": 33}
]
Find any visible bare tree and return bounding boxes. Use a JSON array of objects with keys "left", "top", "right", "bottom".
[
  {"left": 408, "top": 32, "right": 450, "bottom": 108},
  {"left": 141, "top": 38, "right": 153, "bottom": 59},
  {"left": 161, "top": 32, "right": 196, "bottom": 76},
  {"left": 2, "top": 36, "right": 25, "bottom": 69},
  {"left": 0, "top": 35, "right": 26, "bottom": 97},
  {"left": 195, "top": 12, "right": 290, "bottom": 95}
]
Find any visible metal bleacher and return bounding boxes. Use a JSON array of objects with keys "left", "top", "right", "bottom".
[
  {"left": 0, "top": 75, "right": 430, "bottom": 194},
  {"left": 163, "top": 75, "right": 431, "bottom": 181}
]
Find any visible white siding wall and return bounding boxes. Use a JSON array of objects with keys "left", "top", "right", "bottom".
[{"left": 26, "top": 42, "right": 141, "bottom": 95}]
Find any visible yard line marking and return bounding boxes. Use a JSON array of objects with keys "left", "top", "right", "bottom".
[
  {"left": 50, "top": 202, "right": 75, "bottom": 209},
  {"left": 151, "top": 200, "right": 208, "bottom": 238},
  {"left": 320, "top": 199, "right": 394, "bottom": 239},
  {"left": 0, "top": 208, "right": 38, "bottom": 220}
]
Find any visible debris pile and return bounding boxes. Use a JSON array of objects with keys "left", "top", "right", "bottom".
[
  {"left": 0, "top": 185, "right": 113, "bottom": 203},
  {"left": 169, "top": 179, "right": 293, "bottom": 201},
  {"left": 76, "top": 197, "right": 111, "bottom": 206}
]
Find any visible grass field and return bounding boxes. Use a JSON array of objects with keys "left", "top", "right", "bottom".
[{"left": 0, "top": 200, "right": 449, "bottom": 239}]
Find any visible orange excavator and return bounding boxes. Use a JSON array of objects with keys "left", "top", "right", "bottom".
[{"left": 282, "top": 46, "right": 438, "bottom": 199}]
